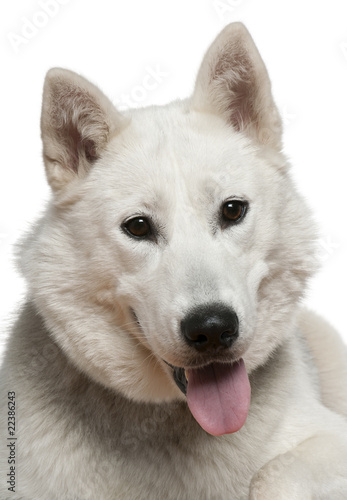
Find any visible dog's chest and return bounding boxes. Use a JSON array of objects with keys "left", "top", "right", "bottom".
[
  {"left": 18, "top": 397, "right": 263, "bottom": 500},
  {"left": 85, "top": 403, "right": 264, "bottom": 500},
  {"left": 93, "top": 427, "right": 257, "bottom": 499}
]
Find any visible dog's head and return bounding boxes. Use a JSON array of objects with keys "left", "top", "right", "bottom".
[{"left": 20, "top": 23, "right": 317, "bottom": 435}]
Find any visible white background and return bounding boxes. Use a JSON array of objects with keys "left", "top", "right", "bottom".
[{"left": 0, "top": 0, "right": 346, "bottom": 359}]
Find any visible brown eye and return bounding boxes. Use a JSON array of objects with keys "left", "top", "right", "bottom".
[
  {"left": 123, "top": 217, "right": 152, "bottom": 239},
  {"left": 221, "top": 200, "right": 247, "bottom": 226}
]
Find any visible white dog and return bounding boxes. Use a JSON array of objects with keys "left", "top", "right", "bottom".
[{"left": 1, "top": 22, "right": 347, "bottom": 500}]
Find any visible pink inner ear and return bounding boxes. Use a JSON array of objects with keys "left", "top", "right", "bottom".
[
  {"left": 192, "top": 24, "right": 282, "bottom": 149},
  {"left": 84, "top": 139, "right": 98, "bottom": 163},
  {"left": 48, "top": 82, "right": 108, "bottom": 174},
  {"left": 56, "top": 120, "right": 98, "bottom": 174},
  {"left": 41, "top": 67, "right": 125, "bottom": 191},
  {"left": 62, "top": 123, "right": 81, "bottom": 173},
  {"left": 228, "top": 94, "right": 253, "bottom": 133},
  {"left": 212, "top": 44, "right": 257, "bottom": 133}
]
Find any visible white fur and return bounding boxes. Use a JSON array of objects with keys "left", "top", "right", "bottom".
[{"left": 1, "top": 23, "right": 347, "bottom": 499}]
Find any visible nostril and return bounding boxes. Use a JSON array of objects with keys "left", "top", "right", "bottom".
[
  {"left": 221, "top": 329, "right": 238, "bottom": 347},
  {"left": 195, "top": 334, "right": 209, "bottom": 346}
]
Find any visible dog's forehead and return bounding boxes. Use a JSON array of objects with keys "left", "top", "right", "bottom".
[{"left": 104, "top": 104, "right": 267, "bottom": 202}]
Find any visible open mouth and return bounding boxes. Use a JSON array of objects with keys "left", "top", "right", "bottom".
[
  {"left": 132, "top": 308, "right": 251, "bottom": 436},
  {"left": 164, "top": 359, "right": 251, "bottom": 436}
]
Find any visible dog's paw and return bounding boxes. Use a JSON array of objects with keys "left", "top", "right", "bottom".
[{"left": 249, "top": 461, "right": 312, "bottom": 500}]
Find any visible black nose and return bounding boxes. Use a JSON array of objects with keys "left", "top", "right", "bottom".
[{"left": 181, "top": 303, "right": 239, "bottom": 352}]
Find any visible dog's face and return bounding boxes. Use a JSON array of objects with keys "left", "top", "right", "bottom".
[
  {"left": 93, "top": 108, "right": 282, "bottom": 370},
  {"left": 20, "top": 23, "right": 316, "bottom": 435}
]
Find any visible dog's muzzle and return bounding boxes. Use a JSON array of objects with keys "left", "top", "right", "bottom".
[{"left": 164, "top": 303, "right": 240, "bottom": 395}]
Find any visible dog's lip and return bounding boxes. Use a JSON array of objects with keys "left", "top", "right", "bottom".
[
  {"left": 174, "top": 367, "right": 188, "bottom": 395},
  {"left": 163, "top": 361, "right": 188, "bottom": 395}
]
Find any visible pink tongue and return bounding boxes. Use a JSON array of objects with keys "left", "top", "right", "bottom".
[{"left": 186, "top": 360, "right": 250, "bottom": 436}]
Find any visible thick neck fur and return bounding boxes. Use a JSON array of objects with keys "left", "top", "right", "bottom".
[
  {"left": 3, "top": 301, "right": 317, "bottom": 441},
  {"left": 0, "top": 302, "right": 321, "bottom": 499}
]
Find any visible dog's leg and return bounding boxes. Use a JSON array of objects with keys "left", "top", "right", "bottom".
[{"left": 249, "top": 432, "right": 347, "bottom": 500}]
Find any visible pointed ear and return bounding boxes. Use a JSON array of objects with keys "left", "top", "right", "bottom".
[
  {"left": 41, "top": 68, "right": 126, "bottom": 191},
  {"left": 191, "top": 23, "right": 282, "bottom": 149}
]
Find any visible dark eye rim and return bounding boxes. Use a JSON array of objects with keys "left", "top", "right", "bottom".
[
  {"left": 220, "top": 199, "right": 249, "bottom": 229},
  {"left": 121, "top": 215, "right": 156, "bottom": 241},
  {"left": 121, "top": 214, "right": 154, "bottom": 240}
]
